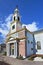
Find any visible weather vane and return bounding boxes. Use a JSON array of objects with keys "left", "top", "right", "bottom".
[{"left": 16, "top": 5, "right": 18, "bottom": 8}]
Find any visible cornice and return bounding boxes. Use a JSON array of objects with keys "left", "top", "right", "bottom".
[
  {"left": 6, "top": 37, "right": 26, "bottom": 43},
  {"left": 6, "top": 27, "right": 32, "bottom": 37}
]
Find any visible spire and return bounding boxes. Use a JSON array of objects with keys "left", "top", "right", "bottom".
[
  {"left": 13, "top": 5, "right": 21, "bottom": 22},
  {"left": 14, "top": 5, "right": 19, "bottom": 14},
  {"left": 16, "top": 5, "right": 18, "bottom": 9}
]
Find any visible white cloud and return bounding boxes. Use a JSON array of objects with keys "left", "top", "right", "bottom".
[
  {"left": 0, "top": 14, "right": 39, "bottom": 43},
  {"left": 5, "top": 14, "right": 13, "bottom": 30},
  {"left": 22, "top": 22, "right": 38, "bottom": 32},
  {"left": 0, "top": 28, "right": 8, "bottom": 36},
  {"left": 0, "top": 14, "right": 13, "bottom": 39},
  {"left": 5, "top": 14, "right": 13, "bottom": 22}
]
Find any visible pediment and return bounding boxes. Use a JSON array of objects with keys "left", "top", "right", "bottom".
[
  {"left": 9, "top": 37, "right": 14, "bottom": 40},
  {"left": 8, "top": 37, "right": 14, "bottom": 41}
]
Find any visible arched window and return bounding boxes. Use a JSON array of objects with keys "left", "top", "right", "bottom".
[
  {"left": 37, "top": 41, "right": 41, "bottom": 50},
  {"left": 18, "top": 17, "right": 20, "bottom": 21},
  {"left": 12, "top": 25, "right": 15, "bottom": 30},
  {"left": 28, "top": 40, "right": 30, "bottom": 43},
  {"left": 14, "top": 17, "right": 15, "bottom": 21}
]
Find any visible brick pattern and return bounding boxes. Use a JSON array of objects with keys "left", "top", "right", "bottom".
[
  {"left": 16, "top": 26, "right": 21, "bottom": 31},
  {"left": 16, "top": 23, "right": 22, "bottom": 31},
  {"left": 19, "top": 39, "right": 26, "bottom": 56},
  {"left": 18, "top": 30, "right": 25, "bottom": 38}
]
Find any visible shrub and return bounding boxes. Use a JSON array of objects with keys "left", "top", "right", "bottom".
[
  {"left": 28, "top": 57, "right": 34, "bottom": 61},
  {"left": 3, "top": 51, "right": 7, "bottom": 56},
  {"left": 16, "top": 55, "right": 24, "bottom": 60}
]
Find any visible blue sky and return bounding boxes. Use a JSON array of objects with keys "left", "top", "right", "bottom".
[{"left": 0, "top": 0, "right": 43, "bottom": 43}]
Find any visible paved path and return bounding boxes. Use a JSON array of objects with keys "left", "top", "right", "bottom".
[
  {"left": 0, "top": 61, "right": 10, "bottom": 65},
  {"left": 34, "top": 57, "right": 43, "bottom": 61},
  {"left": 0, "top": 55, "right": 43, "bottom": 65}
]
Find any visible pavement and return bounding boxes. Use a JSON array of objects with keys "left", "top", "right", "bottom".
[
  {"left": 0, "top": 61, "right": 10, "bottom": 65},
  {"left": 34, "top": 57, "right": 43, "bottom": 61},
  {"left": 0, "top": 55, "right": 43, "bottom": 65}
]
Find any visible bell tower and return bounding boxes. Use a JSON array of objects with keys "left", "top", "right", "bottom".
[
  {"left": 10, "top": 6, "right": 22, "bottom": 33},
  {"left": 13, "top": 6, "right": 21, "bottom": 22}
]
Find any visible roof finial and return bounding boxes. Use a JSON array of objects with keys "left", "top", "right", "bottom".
[
  {"left": 14, "top": 5, "right": 19, "bottom": 13},
  {"left": 16, "top": 5, "right": 18, "bottom": 9}
]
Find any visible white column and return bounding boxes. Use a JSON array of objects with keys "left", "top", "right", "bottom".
[
  {"left": 6, "top": 43, "right": 10, "bottom": 56},
  {"left": 14, "top": 42, "right": 17, "bottom": 57},
  {"left": 16, "top": 42, "right": 17, "bottom": 57}
]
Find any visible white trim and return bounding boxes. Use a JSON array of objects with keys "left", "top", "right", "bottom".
[
  {"left": 7, "top": 40, "right": 17, "bottom": 44},
  {"left": 10, "top": 55, "right": 17, "bottom": 58},
  {"left": 23, "top": 56, "right": 26, "bottom": 58}
]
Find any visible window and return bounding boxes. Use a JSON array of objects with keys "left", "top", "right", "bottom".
[
  {"left": 28, "top": 40, "right": 30, "bottom": 43},
  {"left": 18, "top": 17, "right": 20, "bottom": 21},
  {"left": 12, "top": 49, "right": 14, "bottom": 55},
  {"left": 10, "top": 43, "right": 14, "bottom": 55},
  {"left": 31, "top": 48, "right": 33, "bottom": 50},
  {"left": 37, "top": 41, "right": 41, "bottom": 50},
  {"left": 12, "top": 25, "right": 15, "bottom": 30},
  {"left": 14, "top": 17, "right": 15, "bottom": 21},
  {"left": 31, "top": 41, "right": 33, "bottom": 44},
  {"left": 14, "top": 16, "right": 20, "bottom": 21}
]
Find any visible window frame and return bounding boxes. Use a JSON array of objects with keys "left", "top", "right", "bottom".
[
  {"left": 37, "top": 41, "right": 41, "bottom": 50},
  {"left": 28, "top": 40, "right": 30, "bottom": 43},
  {"left": 14, "top": 17, "right": 15, "bottom": 21},
  {"left": 31, "top": 48, "right": 33, "bottom": 50},
  {"left": 12, "top": 25, "right": 15, "bottom": 30},
  {"left": 31, "top": 41, "right": 33, "bottom": 44}
]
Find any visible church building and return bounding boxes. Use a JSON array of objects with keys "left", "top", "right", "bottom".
[{"left": 6, "top": 7, "right": 43, "bottom": 58}]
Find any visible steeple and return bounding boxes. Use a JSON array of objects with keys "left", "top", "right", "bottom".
[
  {"left": 10, "top": 6, "right": 22, "bottom": 33},
  {"left": 14, "top": 5, "right": 19, "bottom": 13},
  {"left": 13, "top": 6, "right": 21, "bottom": 22}
]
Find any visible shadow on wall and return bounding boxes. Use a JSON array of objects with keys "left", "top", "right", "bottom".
[{"left": 33, "top": 34, "right": 37, "bottom": 54}]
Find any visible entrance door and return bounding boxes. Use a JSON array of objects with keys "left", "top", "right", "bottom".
[
  {"left": 11, "top": 48, "right": 14, "bottom": 55},
  {"left": 10, "top": 43, "right": 14, "bottom": 55}
]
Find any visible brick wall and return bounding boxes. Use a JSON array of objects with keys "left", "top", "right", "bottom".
[
  {"left": 19, "top": 39, "right": 26, "bottom": 57},
  {"left": 18, "top": 30, "right": 25, "bottom": 38}
]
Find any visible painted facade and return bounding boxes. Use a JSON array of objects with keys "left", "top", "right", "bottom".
[
  {"left": 34, "top": 30, "right": 43, "bottom": 55},
  {"left": 6, "top": 7, "right": 43, "bottom": 58}
]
